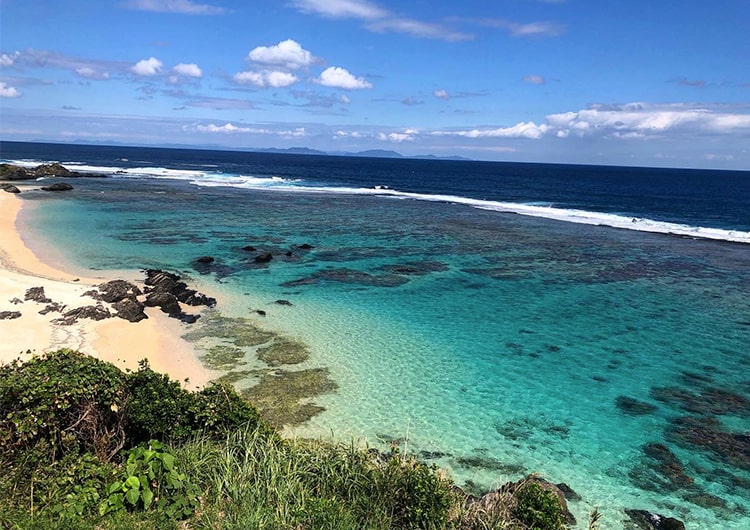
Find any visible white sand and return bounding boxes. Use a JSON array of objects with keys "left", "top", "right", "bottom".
[{"left": 0, "top": 190, "right": 216, "bottom": 387}]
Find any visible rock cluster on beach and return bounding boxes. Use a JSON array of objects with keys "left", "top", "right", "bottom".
[
  {"left": 0, "top": 163, "right": 107, "bottom": 193},
  {"left": 2, "top": 271, "right": 215, "bottom": 326}
]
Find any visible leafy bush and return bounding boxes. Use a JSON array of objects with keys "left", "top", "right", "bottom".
[
  {"left": 512, "top": 481, "right": 567, "bottom": 530},
  {"left": 0, "top": 349, "right": 126, "bottom": 462},
  {"left": 100, "top": 440, "right": 200, "bottom": 520}
]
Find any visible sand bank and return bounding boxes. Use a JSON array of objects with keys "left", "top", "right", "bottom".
[{"left": 0, "top": 190, "right": 216, "bottom": 387}]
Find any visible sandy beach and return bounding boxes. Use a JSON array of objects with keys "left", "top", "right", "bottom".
[{"left": 0, "top": 189, "right": 215, "bottom": 387}]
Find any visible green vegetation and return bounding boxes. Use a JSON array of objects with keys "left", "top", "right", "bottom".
[{"left": 1, "top": 349, "right": 572, "bottom": 529}]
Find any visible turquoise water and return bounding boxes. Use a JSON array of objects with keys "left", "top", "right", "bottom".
[{"left": 21, "top": 176, "right": 750, "bottom": 529}]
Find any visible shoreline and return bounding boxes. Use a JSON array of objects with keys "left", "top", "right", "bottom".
[{"left": 0, "top": 190, "right": 216, "bottom": 387}]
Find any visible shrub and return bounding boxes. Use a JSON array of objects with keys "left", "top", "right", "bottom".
[
  {"left": 0, "top": 349, "right": 126, "bottom": 462},
  {"left": 512, "top": 481, "right": 567, "bottom": 530}
]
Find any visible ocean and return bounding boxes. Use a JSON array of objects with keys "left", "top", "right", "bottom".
[{"left": 2, "top": 141, "right": 749, "bottom": 528}]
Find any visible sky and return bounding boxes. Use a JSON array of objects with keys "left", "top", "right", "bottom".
[{"left": 0, "top": 0, "right": 749, "bottom": 169}]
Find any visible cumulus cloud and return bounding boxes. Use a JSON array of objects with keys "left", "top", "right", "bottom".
[
  {"left": 315, "top": 66, "right": 372, "bottom": 89},
  {"left": 127, "top": 0, "right": 226, "bottom": 15},
  {"left": 233, "top": 70, "right": 298, "bottom": 88},
  {"left": 0, "top": 82, "right": 21, "bottom": 97},
  {"left": 523, "top": 75, "right": 546, "bottom": 85},
  {"left": 434, "top": 122, "right": 549, "bottom": 139},
  {"left": 187, "top": 123, "right": 307, "bottom": 137},
  {"left": 247, "top": 39, "right": 314, "bottom": 69},
  {"left": 433, "top": 89, "right": 450, "bottom": 100},
  {"left": 173, "top": 63, "right": 202, "bottom": 77},
  {"left": 131, "top": 57, "right": 163, "bottom": 76}
]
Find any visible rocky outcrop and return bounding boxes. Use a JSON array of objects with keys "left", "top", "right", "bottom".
[
  {"left": 96, "top": 279, "right": 142, "bottom": 303},
  {"left": 53, "top": 305, "right": 111, "bottom": 325},
  {"left": 41, "top": 182, "right": 74, "bottom": 192},
  {"left": 1, "top": 183, "right": 21, "bottom": 193},
  {"left": 111, "top": 298, "right": 148, "bottom": 323},
  {"left": 25, "top": 286, "right": 52, "bottom": 303},
  {"left": 625, "top": 509, "right": 685, "bottom": 530},
  {"left": 144, "top": 292, "right": 182, "bottom": 315},
  {"left": 142, "top": 269, "right": 215, "bottom": 322},
  {"left": 0, "top": 311, "right": 22, "bottom": 320},
  {"left": 0, "top": 163, "right": 106, "bottom": 181}
]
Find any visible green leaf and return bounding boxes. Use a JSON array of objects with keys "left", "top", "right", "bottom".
[
  {"left": 125, "top": 487, "right": 140, "bottom": 506},
  {"left": 125, "top": 475, "right": 140, "bottom": 489},
  {"left": 141, "top": 487, "right": 154, "bottom": 509},
  {"left": 162, "top": 453, "right": 175, "bottom": 471},
  {"left": 106, "top": 481, "right": 123, "bottom": 495}
]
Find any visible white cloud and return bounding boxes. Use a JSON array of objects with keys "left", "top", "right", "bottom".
[
  {"left": 433, "top": 89, "right": 450, "bottom": 100},
  {"left": 76, "top": 66, "right": 110, "bottom": 79},
  {"left": 377, "top": 128, "right": 419, "bottom": 142},
  {"left": 315, "top": 66, "right": 372, "bottom": 89},
  {"left": 0, "top": 82, "right": 21, "bottom": 97},
  {"left": 247, "top": 39, "right": 314, "bottom": 69},
  {"left": 291, "top": 0, "right": 387, "bottom": 20},
  {"left": 367, "top": 18, "right": 472, "bottom": 41},
  {"left": 469, "top": 18, "right": 564, "bottom": 37},
  {"left": 187, "top": 123, "right": 307, "bottom": 137},
  {"left": 131, "top": 57, "right": 163, "bottom": 76},
  {"left": 292, "top": 0, "right": 472, "bottom": 41},
  {"left": 233, "top": 70, "right": 298, "bottom": 88},
  {"left": 127, "top": 0, "right": 226, "bottom": 15},
  {"left": 173, "top": 63, "right": 202, "bottom": 77},
  {"left": 0, "top": 51, "right": 20, "bottom": 67},
  {"left": 434, "top": 122, "right": 549, "bottom": 139},
  {"left": 523, "top": 75, "right": 545, "bottom": 85}
]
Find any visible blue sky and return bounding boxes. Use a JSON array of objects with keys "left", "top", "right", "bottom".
[{"left": 1, "top": 0, "right": 749, "bottom": 169}]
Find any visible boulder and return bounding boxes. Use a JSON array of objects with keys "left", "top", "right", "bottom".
[
  {"left": 39, "top": 302, "right": 66, "bottom": 315},
  {"left": 25, "top": 286, "right": 52, "bottom": 303},
  {"left": 275, "top": 299, "right": 293, "bottom": 306},
  {"left": 254, "top": 252, "right": 273, "bottom": 263},
  {"left": 241, "top": 245, "right": 257, "bottom": 251},
  {"left": 41, "top": 182, "right": 74, "bottom": 192},
  {"left": 0, "top": 164, "right": 32, "bottom": 180},
  {"left": 97, "top": 279, "right": 142, "bottom": 303},
  {"left": 144, "top": 292, "right": 181, "bottom": 315},
  {"left": 1, "top": 183, "right": 21, "bottom": 193},
  {"left": 112, "top": 298, "right": 148, "bottom": 323},
  {"left": 0, "top": 311, "right": 22, "bottom": 320},
  {"left": 625, "top": 509, "right": 685, "bottom": 530},
  {"left": 32, "top": 163, "right": 74, "bottom": 177}
]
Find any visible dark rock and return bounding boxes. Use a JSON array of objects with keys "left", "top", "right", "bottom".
[
  {"left": 617, "top": 396, "right": 659, "bottom": 416},
  {"left": 112, "top": 298, "right": 148, "bottom": 323},
  {"left": 241, "top": 245, "right": 257, "bottom": 251},
  {"left": 666, "top": 415, "right": 750, "bottom": 471},
  {"left": 81, "top": 289, "right": 103, "bottom": 300},
  {"left": 144, "top": 292, "right": 181, "bottom": 315},
  {"left": 25, "top": 286, "right": 52, "bottom": 303},
  {"left": 143, "top": 269, "right": 216, "bottom": 308},
  {"left": 274, "top": 299, "right": 293, "bottom": 306},
  {"left": 298, "top": 243, "right": 314, "bottom": 250},
  {"left": 555, "top": 482, "right": 581, "bottom": 502},
  {"left": 32, "top": 163, "right": 75, "bottom": 177},
  {"left": 196, "top": 256, "right": 215, "bottom": 264},
  {"left": 53, "top": 305, "right": 111, "bottom": 325},
  {"left": 177, "top": 313, "right": 200, "bottom": 324},
  {"left": 9, "top": 297, "right": 23, "bottom": 305},
  {"left": 39, "top": 302, "right": 66, "bottom": 315},
  {"left": 0, "top": 311, "right": 22, "bottom": 320},
  {"left": 254, "top": 252, "right": 274, "bottom": 263},
  {"left": 624, "top": 509, "right": 685, "bottom": 530},
  {"left": 255, "top": 310, "right": 267, "bottom": 316},
  {"left": 0, "top": 164, "right": 31, "bottom": 180},
  {"left": 1, "top": 183, "right": 21, "bottom": 193},
  {"left": 97, "top": 279, "right": 142, "bottom": 303},
  {"left": 41, "top": 182, "right": 74, "bottom": 192}
]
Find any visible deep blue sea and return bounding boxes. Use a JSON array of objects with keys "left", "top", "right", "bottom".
[{"left": 3, "top": 141, "right": 750, "bottom": 528}]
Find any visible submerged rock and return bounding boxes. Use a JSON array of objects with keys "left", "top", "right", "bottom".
[
  {"left": 624, "top": 509, "right": 685, "bottom": 530},
  {"left": 196, "top": 256, "right": 215, "bottom": 264},
  {"left": 616, "top": 395, "right": 659, "bottom": 416},
  {"left": 40, "top": 182, "right": 74, "bottom": 192},
  {"left": 253, "top": 252, "right": 274, "bottom": 263}
]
